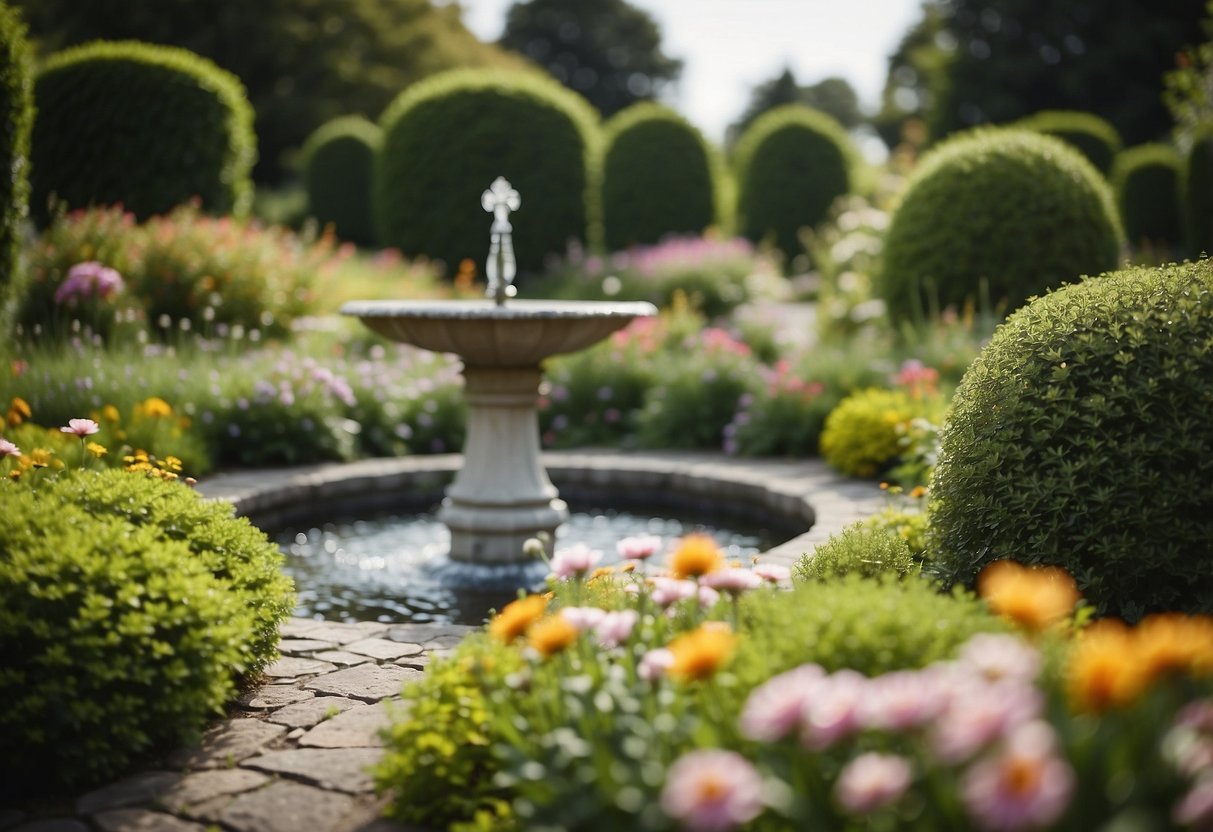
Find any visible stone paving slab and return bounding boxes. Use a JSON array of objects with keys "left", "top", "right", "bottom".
[
  {"left": 242, "top": 748, "right": 382, "bottom": 793},
  {"left": 304, "top": 664, "right": 422, "bottom": 702},
  {"left": 264, "top": 656, "right": 340, "bottom": 679},
  {"left": 300, "top": 703, "right": 391, "bottom": 749},
  {"left": 267, "top": 697, "right": 364, "bottom": 730},
  {"left": 157, "top": 769, "right": 270, "bottom": 813},
  {"left": 166, "top": 719, "right": 288, "bottom": 770},
  {"left": 94, "top": 808, "right": 207, "bottom": 831},
  {"left": 343, "top": 638, "right": 424, "bottom": 662},
  {"left": 211, "top": 780, "right": 360, "bottom": 832}
]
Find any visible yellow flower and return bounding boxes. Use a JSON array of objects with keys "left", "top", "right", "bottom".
[
  {"left": 86, "top": 442, "right": 107, "bottom": 458},
  {"left": 6, "top": 396, "right": 31, "bottom": 426},
  {"left": 26, "top": 448, "right": 54, "bottom": 469},
  {"left": 140, "top": 396, "right": 173, "bottom": 418},
  {"left": 669, "top": 534, "right": 725, "bottom": 579},
  {"left": 1134, "top": 613, "right": 1213, "bottom": 681},
  {"left": 978, "top": 560, "right": 1080, "bottom": 631},
  {"left": 528, "top": 615, "right": 579, "bottom": 658},
  {"left": 488, "top": 595, "right": 548, "bottom": 644},
  {"left": 162, "top": 455, "right": 183, "bottom": 473},
  {"left": 667, "top": 623, "right": 736, "bottom": 682},
  {"left": 101, "top": 404, "right": 120, "bottom": 423},
  {"left": 1067, "top": 619, "right": 1150, "bottom": 713}
]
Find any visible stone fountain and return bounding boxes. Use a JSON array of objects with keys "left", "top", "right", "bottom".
[{"left": 342, "top": 178, "right": 656, "bottom": 563}]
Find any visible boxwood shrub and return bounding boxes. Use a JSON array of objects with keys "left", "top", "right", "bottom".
[
  {"left": 0, "top": 470, "right": 292, "bottom": 792},
  {"left": 1112, "top": 143, "right": 1184, "bottom": 253},
  {"left": 600, "top": 103, "right": 720, "bottom": 251},
  {"left": 733, "top": 104, "right": 856, "bottom": 264},
  {"left": 879, "top": 128, "right": 1122, "bottom": 324},
  {"left": 1014, "top": 109, "right": 1123, "bottom": 173},
  {"left": 795, "top": 522, "right": 917, "bottom": 583},
  {"left": 30, "top": 40, "right": 255, "bottom": 224},
  {"left": 375, "top": 68, "right": 599, "bottom": 277},
  {"left": 302, "top": 115, "right": 382, "bottom": 246},
  {"left": 0, "top": 2, "right": 32, "bottom": 290},
  {"left": 929, "top": 258, "right": 1213, "bottom": 621},
  {"left": 1185, "top": 124, "right": 1213, "bottom": 254}
]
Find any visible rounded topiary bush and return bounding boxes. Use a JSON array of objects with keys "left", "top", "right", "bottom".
[
  {"left": 879, "top": 128, "right": 1122, "bottom": 324},
  {"left": 929, "top": 258, "right": 1213, "bottom": 621},
  {"left": 376, "top": 68, "right": 598, "bottom": 277},
  {"left": 302, "top": 115, "right": 382, "bottom": 246},
  {"left": 1015, "top": 109, "right": 1123, "bottom": 174},
  {"left": 1112, "top": 143, "right": 1184, "bottom": 252},
  {"left": 1185, "top": 125, "right": 1213, "bottom": 254},
  {"left": 733, "top": 105, "right": 856, "bottom": 264},
  {"left": 30, "top": 40, "right": 255, "bottom": 224},
  {"left": 0, "top": 2, "right": 32, "bottom": 289},
  {"left": 0, "top": 470, "right": 292, "bottom": 793},
  {"left": 600, "top": 103, "right": 720, "bottom": 251}
]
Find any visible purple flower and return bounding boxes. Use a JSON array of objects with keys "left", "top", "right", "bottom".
[
  {"left": 931, "top": 677, "right": 1044, "bottom": 764},
  {"left": 960, "top": 721, "right": 1074, "bottom": 832},
  {"left": 54, "top": 261, "right": 124, "bottom": 305},
  {"left": 60, "top": 418, "right": 99, "bottom": 437},
  {"left": 639, "top": 648, "right": 674, "bottom": 681},
  {"left": 549, "top": 544, "right": 602, "bottom": 579},
  {"left": 0, "top": 438, "right": 20, "bottom": 458},
  {"left": 650, "top": 577, "right": 698, "bottom": 608},
  {"left": 801, "top": 669, "right": 866, "bottom": 750},
  {"left": 661, "top": 749, "right": 765, "bottom": 832},
  {"left": 594, "top": 609, "right": 638, "bottom": 648},
  {"left": 836, "top": 753, "right": 913, "bottom": 814},
  {"left": 739, "top": 664, "right": 824, "bottom": 742},
  {"left": 859, "top": 669, "right": 945, "bottom": 732}
]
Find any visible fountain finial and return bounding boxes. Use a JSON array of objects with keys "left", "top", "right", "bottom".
[{"left": 482, "top": 177, "right": 520, "bottom": 306}]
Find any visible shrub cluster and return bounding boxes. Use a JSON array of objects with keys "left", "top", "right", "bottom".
[
  {"left": 1112, "top": 143, "right": 1184, "bottom": 254},
  {"left": 879, "top": 128, "right": 1123, "bottom": 324},
  {"left": 0, "top": 2, "right": 32, "bottom": 290},
  {"left": 794, "top": 522, "right": 917, "bottom": 583},
  {"left": 375, "top": 68, "right": 599, "bottom": 276},
  {"left": 600, "top": 103, "right": 720, "bottom": 251},
  {"left": 733, "top": 104, "right": 857, "bottom": 264},
  {"left": 1014, "top": 109, "right": 1123, "bottom": 173},
  {"left": 930, "top": 257, "right": 1213, "bottom": 620},
  {"left": 302, "top": 115, "right": 382, "bottom": 246},
  {"left": 1186, "top": 125, "right": 1213, "bottom": 254},
  {"left": 30, "top": 41, "right": 255, "bottom": 225},
  {"left": 819, "top": 387, "right": 941, "bottom": 479}
]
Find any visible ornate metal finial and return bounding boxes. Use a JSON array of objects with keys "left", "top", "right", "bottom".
[{"left": 482, "top": 177, "right": 520, "bottom": 306}]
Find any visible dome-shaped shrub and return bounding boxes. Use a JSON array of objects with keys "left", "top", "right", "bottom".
[
  {"left": 0, "top": 2, "right": 32, "bottom": 289},
  {"left": 929, "top": 258, "right": 1213, "bottom": 621},
  {"left": 1185, "top": 125, "right": 1213, "bottom": 254},
  {"left": 600, "top": 103, "right": 720, "bottom": 251},
  {"left": 0, "top": 470, "right": 292, "bottom": 792},
  {"left": 30, "top": 40, "right": 255, "bottom": 224},
  {"left": 1015, "top": 109, "right": 1123, "bottom": 174},
  {"left": 302, "top": 115, "right": 382, "bottom": 246},
  {"left": 733, "top": 105, "right": 856, "bottom": 263},
  {"left": 375, "top": 68, "right": 598, "bottom": 277},
  {"left": 879, "top": 129, "right": 1122, "bottom": 324},
  {"left": 1112, "top": 143, "right": 1183, "bottom": 253}
]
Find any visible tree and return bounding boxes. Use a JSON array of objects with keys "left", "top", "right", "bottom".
[
  {"left": 499, "top": 0, "right": 682, "bottom": 117},
  {"left": 13, "top": 0, "right": 527, "bottom": 182},
  {"left": 729, "top": 68, "right": 862, "bottom": 146}
]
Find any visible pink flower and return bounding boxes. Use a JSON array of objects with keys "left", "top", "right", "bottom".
[
  {"left": 1173, "top": 779, "right": 1213, "bottom": 828},
  {"left": 697, "top": 585, "right": 721, "bottom": 609},
  {"left": 54, "top": 261, "right": 124, "bottom": 305},
  {"left": 549, "top": 544, "right": 602, "bottom": 579},
  {"left": 859, "top": 669, "right": 945, "bottom": 732},
  {"left": 836, "top": 753, "right": 913, "bottom": 814},
  {"left": 958, "top": 634, "right": 1041, "bottom": 684},
  {"left": 650, "top": 577, "right": 698, "bottom": 608},
  {"left": 932, "top": 678, "right": 1044, "bottom": 764},
  {"left": 594, "top": 609, "right": 638, "bottom": 648},
  {"left": 0, "top": 438, "right": 20, "bottom": 458},
  {"left": 661, "top": 749, "right": 765, "bottom": 831},
  {"left": 961, "top": 721, "right": 1075, "bottom": 832},
  {"left": 560, "top": 606, "right": 607, "bottom": 632},
  {"left": 739, "top": 664, "right": 824, "bottom": 742},
  {"left": 618, "top": 534, "right": 663, "bottom": 561},
  {"left": 752, "top": 563, "right": 791, "bottom": 583},
  {"left": 802, "top": 670, "right": 866, "bottom": 750},
  {"left": 639, "top": 648, "right": 675, "bottom": 681},
  {"left": 701, "top": 568, "right": 762, "bottom": 595},
  {"left": 60, "top": 418, "right": 100, "bottom": 437}
]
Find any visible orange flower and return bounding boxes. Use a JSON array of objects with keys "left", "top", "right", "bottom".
[
  {"left": 667, "top": 623, "right": 736, "bottom": 682},
  {"left": 6, "top": 396, "right": 31, "bottom": 426},
  {"left": 528, "top": 615, "right": 579, "bottom": 658},
  {"left": 978, "top": 560, "right": 1080, "bottom": 631},
  {"left": 488, "top": 595, "right": 547, "bottom": 644},
  {"left": 669, "top": 534, "right": 725, "bottom": 579},
  {"left": 1066, "top": 619, "right": 1150, "bottom": 713},
  {"left": 1134, "top": 613, "right": 1213, "bottom": 681}
]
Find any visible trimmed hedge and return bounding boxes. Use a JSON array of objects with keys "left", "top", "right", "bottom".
[
  {"left": 733, "top": 104, "right": 856, "bottom": 264},
  {"left": 1185, "top": 124, "right": 1213, "bottom": 254},
  {"left": 600, "top": 103, "right": 720, "bottom": 251},
  {"left": 1112, "top": 143, "right": 1184, "bottom": 253},
  {"left": 0, "top": 470, "right": 293, "bottom": 792},
  {"left": 879, "top": 128, "right": 1122, "bottom": 323},
  {"left": 929, "top": 258, "right": 1213, "bottom": 621},
  {"left": 302, "top": 115, "right": 382, "bottom": 246},
  {"left": 30, "top": 40, "right": 255, "bottom": 224},
  {"left": 0, "top": 2, "right": 31, "bottom": 290},
  {"left": 1014, "top": 109, "right": 1123, "bottom": 173},
  {"left": 375, "top": 68, "right": 599, "bottom": 277}
]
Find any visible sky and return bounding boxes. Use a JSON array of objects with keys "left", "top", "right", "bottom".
[{"left": 460, "top": 0, "right": 924, "bottom": 146}]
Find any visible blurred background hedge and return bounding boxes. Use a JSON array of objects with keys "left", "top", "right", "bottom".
[{"left": 302, "top": 115, "right": 382, "bottom": 246}]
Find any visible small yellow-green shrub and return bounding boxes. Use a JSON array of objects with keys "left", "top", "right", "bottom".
[
  {"left": 795, "top": 522, "right": 917, "bottom": 583},
  {"left": 819, "top": 387, "right": 919, "bottom": 478}
]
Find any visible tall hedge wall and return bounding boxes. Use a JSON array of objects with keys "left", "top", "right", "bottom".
[
  {"left": 302, "top": 115, "right": 382, "bottom": 246},
  {"left": 1112, "top": 143, "right": 1184, "bottom": 253},
  {"left": 1186, "top": 124, "right": 1213, "bottom": 255},
  {"left": 1014, "top": 109, "right": 1123, "bottom": 174}
]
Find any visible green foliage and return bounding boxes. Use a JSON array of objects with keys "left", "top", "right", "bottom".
[
  {"left": 600, "top": 103, "right": 720, "bottom": 251},
  {"left": 1185, "top": 124, "right": 1213, "bottom": 254},
  {"left": 862, "top": 501, "right": 931, "bottom": 560},
  {"left": 1014, "top": 110, "right": 1123, "bottom": 173},
  {"left": 729, "top": 68, "right": 863, "bottom": 146},
  {"left": 879, "top": 128, "right": 1123, "bottom": 324},
  {"left": 302, "top": 116, "right": 382, "bottom": 246},
  {"left": 733, "top": 104, "right": 857, "bottom": 264},
  {"left": 0, "top": 470, "right": 288, "bottom": 792},
  {"left": 794, "top": 522, "right": 917, "bottom": 583},
  {"left": 1164, "top": 0, "right": 1213, "bottom": 136},
  {"left": 0, "top": 2, "right": 32, "bottom": 290},
  {"left": 30, "top": 40, "right": 255, "bottom": 224},
  {"left": 1112, "top": 143, "right": 1184, "bottom": 255},
  {"left": 929, "top": 258, "right": 1213, "bottom": 620},
  {"left": 819, "top": 387, "right": 923, "bottom": 478},
  {"left": 500, "top": 0, "right": 682, "bottom": 118},
  {"left": 375, "top": 69, "right": 599, "bottom": 276}
]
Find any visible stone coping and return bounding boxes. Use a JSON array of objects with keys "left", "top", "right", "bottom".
[{"left": 197, "top": 450, "right": 887, "bottom": 569}]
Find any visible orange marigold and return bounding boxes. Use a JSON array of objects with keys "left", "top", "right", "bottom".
[
  {"left": 1133, "top": 613, "right": 1213, "bottom": 681},
  {"left": 667, "top": 623, "right": 736, "bottom": 682},
  {"left": 669, "top": 534, "right": 725, "bottom": 579},
  {"left": 488, "top": 595, "right": 547, "bottom": 644},
  {"left": 528, "top": 615, "right": 579, "bottom": 658},
  {"left": 1067, "top": 619, "right": 1150, "bottom": 713},
  {"left": 978, "top": 560, "right": 1079, "bottom": 631}
]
